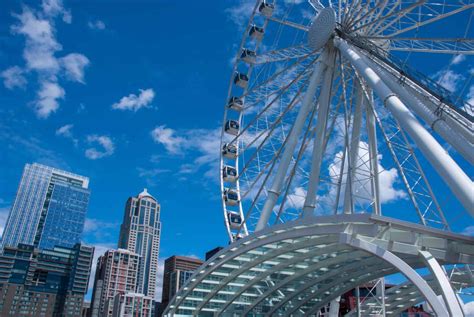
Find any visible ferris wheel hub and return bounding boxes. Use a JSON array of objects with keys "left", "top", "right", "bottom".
[{"left": 308, "top": 7, "right": 336, "bottom": 51}]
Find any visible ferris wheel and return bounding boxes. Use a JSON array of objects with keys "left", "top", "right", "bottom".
[{"left": 219, "top": 0, "right": 474, "bottom": 242}]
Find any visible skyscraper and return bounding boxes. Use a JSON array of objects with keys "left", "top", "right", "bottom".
[
  {"left": 118, "top": 189, "right": 161, "bottom": 298},
  {"left": 161, "top": 256, "right": 203, "bottom": 312},
  {"left": 1, "top": 163, "right": 90, "bottom": 250},
  {"left": 89, "top": 249, "right": 140, "bottom": 317},
  {"left": 0, "top": 243, "right": 93, "bottom": 316}
]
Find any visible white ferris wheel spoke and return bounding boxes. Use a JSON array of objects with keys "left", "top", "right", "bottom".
[
  {"left": 230, "top": 58, "right": 318, "bottom": 149},
  {"left": 374, "top": 2, "right": 474, "bottom": 37},
  {"left": 239, "top": 81, "right": 308, "bottom": 178},
  {"left": 252, "top": 45, "right": 314, "bottom": 65},
  {"left": 350, "top": 0, "right": 422, "bottom": 35},
  {"left": 346, "top": 0, "right": 389, "bottom": 33},
  {"left": 242, "top": 54, "right": 315, "bottom": 107},
  {"left": 341, "top": 0, "right": 362, "bottom": 26},
  {"left": 384, "top": 37, "right": 474, "bottom": 54},
  {"left": 267, "top": 16, "right": 310, "bottom": 31}
]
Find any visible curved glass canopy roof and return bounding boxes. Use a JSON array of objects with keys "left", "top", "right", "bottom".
[{"left": 164, "top": 214, "right": 473, "bottom": 316}]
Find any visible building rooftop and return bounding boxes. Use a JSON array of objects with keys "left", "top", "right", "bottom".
[{"left": 137, "top": 188, "right": 157, "bottom": 201}]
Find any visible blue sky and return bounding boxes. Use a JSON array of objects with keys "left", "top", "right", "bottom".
[{"left": 0, "top": 0, "right": 472, "bottom": 303}]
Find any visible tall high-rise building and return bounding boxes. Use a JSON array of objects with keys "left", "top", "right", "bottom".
[
  {"left": 89, "top": 249, "right": 140, "bottom": 317},
  {"left": 118, "top": 189, "right": 161, "bottom": 298},
  {"left": 161, "top": 256, "right": 203, "bottom": 312},
  {"left": 1, "top": 163, "right": 90, "bottom": 250},
  {"left": 0, "top": 243, "right": 93, "bottom": 316}
]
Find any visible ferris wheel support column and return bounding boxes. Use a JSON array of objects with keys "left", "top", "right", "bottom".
[
  {"left": 334, "top": 38, "right": 474, "bottom": 217},
  {"left": 343, "top": 83, "right": 364, "bottom": 215},
  {"left": 364, "top": 54, "right": 474, "bottom": 165},
  {"left": 302, "top": 50, "right": 337, "bottom": 218},
  {"left": 255, "top": 51, "right": 329, "bottom": 231},
  {"left": 365, "top": 89, "right": 382, "bottom": 215}
]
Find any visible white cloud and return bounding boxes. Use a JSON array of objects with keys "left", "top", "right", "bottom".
[
  {"left": 56, "top": 123, "right": 78, "bottom": 145},
  {"left": 378, "top": 166, "right": 406, "bottom": 202},
  {"left": 225, "top": 0, "right": 255, "bottom": 30},
  {"left": 326, "top": 142, "right": 406, "bottom": 207},
  {"left": 112, "top": 88, "right": 155, "bottom": 111},
  {"left": 56, "top": 123, "right": 73, "bottom": 137},
  {"left": 1, "top": 66, "right": 27, "bottom": 89},
  {"left": 137, "top": 167, "right": 171, "bottom": 186},
  {"left": 84, "top": 218, "right": 114, "bottom": 233},
  {"left": 83, "top": 218, "right": 119, "bottom": 241},
  {"left": 12, "top": 8, "right": 61, "bottom": 73},
  {"left": 87, "top": 20, "right": 106, "bottom": 30},
  {"left": 185, "top": 128, "right": 222, "bottom": 179},
  {"left": 285, "top": 187, "right": 307, "bottom": 210},
  {"left": 451, "top": 54, "right": 466, "bottom": 65},
  {"left": 60, "top": 53, "right": 90, "bottom": 83},
  {"left": 42, "top": 0, "right": 63, "bottom": 16},
  {"left": 150, "top": 126, "right": 222, "bottom": 181},
  {"left": 62, "top": 10, "right": 72, "bottom": 24},
  {"left": 150, "top": 125, "right": 186, "bottom": 154},
  {"left": 41, "top": 0, "right": 70, "bottom": 22},
  {"left": 35, "top": 81, "right": 65, "bottom": 118},
  {"left": 85, "top": 135, "right": 115, "bottom": 160},
  {"left": 433, "top": 69, "right": 464, "bottom": 93},
  {"left": 8, "top": 2, "right": 89, "bottom": 118}
]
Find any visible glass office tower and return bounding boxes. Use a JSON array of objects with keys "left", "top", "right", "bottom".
[
  {"left": 118, "top": 189, "right": 161, "bottom": 298},
  {"left": 1, "top": 163, "right": 90, "bottom": 250}
]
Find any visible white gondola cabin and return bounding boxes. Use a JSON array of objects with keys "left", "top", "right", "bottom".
[
  {"left": 241, "top": 48, "right": 257, "bottom": 64},
  {"left": 222, "top": 143, "right": 238, "bottom": 159},
  {"left": 234, "top": 72, "right": 249, "bottom": 88},
  {"left": 228, "top": 97, "right": 244, "bottom": 112},
  {"left": 224, "top": 120, "right": 240, "bottom": 136},
  {"left": 249, "top": 25, "right": 264, "bottom": 41},
  {"left": 227, "top": 212, "right": 243, "bottom": 230},
  {"left": 223, "top": 165, "right": 238, "bottom": 182},
  {"left": 259, "top": 1, "right": 275, "bottom": 17},
  {"left": 224, "top": 188, "right": 240, "bottom": 206}
]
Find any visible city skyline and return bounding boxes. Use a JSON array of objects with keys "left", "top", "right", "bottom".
[
  {"left": 0, "top": 0, "right": 473, "bottom": 316},
  {"left": 0, "top": 0, "right": 245, "bottom": 279}
]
